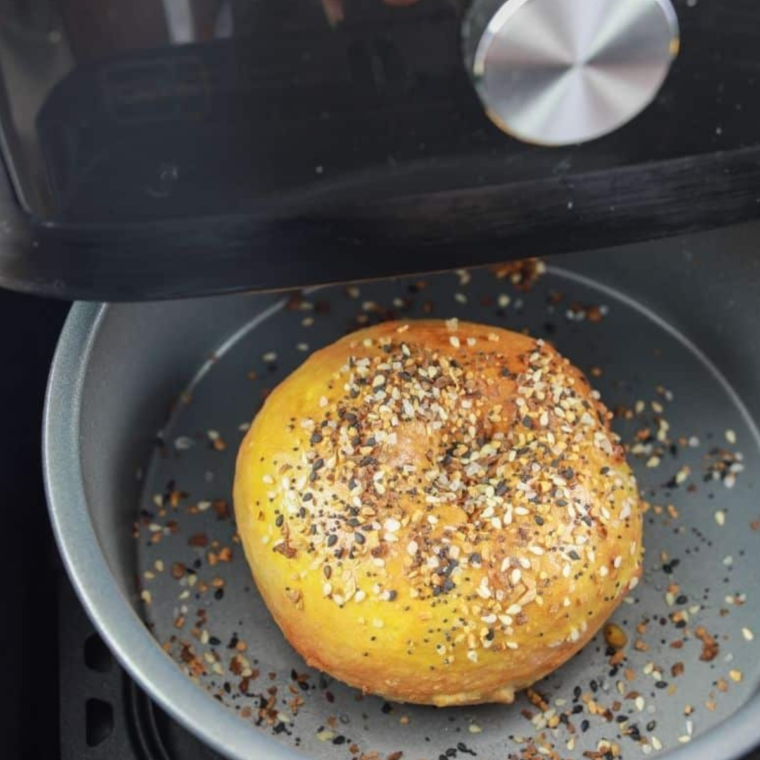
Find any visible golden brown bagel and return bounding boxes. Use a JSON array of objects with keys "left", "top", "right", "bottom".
[{"left": 234, "top": 320, "right": 642, "bottom": 706}]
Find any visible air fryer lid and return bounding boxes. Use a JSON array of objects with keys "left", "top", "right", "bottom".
[
  {"left": 45, "top": 222, "right": 760, "bottom": 760},
  {"left": 2, "top": 0, "right": 760, "bottom": 299}
]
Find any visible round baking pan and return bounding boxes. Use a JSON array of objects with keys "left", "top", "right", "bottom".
[{"left": 45, "top": 223, "right": 760, "bottom": 760}]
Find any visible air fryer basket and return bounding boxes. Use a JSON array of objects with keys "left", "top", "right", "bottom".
[{"left": 45, "top": 222, "right": 760, "bottom": 760}]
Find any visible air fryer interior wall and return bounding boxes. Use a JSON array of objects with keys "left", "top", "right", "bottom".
[{"left": 46, "top": 220, "right": 760, "bottom": 760}]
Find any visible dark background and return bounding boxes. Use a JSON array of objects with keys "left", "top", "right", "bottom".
[{"left": 0, "top": 292, "right": 68, "bottom": 760}]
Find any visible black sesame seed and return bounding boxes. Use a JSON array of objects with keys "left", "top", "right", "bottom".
[
  {"left": 275, "top": 514, "right": 284, "bottom": 527},
  {"left": 354, "top": 532, "right": 366, "bottom": 545},
  {"left": 327, "top": 534, "right": 338, "bottom": 547},
  {"left": 569, "top": 550, "right": 581, "bottom": 561}
]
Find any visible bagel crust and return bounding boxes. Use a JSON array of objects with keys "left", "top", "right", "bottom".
[{"left": 234, "top": 320, "right": 642, "bottom": 706}]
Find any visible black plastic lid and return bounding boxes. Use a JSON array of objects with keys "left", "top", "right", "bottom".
[{"left": 1, "top": 0, "right": 760, "bottom": 301}]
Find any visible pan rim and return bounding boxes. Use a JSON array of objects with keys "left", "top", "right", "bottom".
[{"left": 43, "top": 298, "right": 760, "bottom": 760}]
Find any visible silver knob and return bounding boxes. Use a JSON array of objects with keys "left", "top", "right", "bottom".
[{"left": 463, "top": 0, "right": 679, "bottom": 146}]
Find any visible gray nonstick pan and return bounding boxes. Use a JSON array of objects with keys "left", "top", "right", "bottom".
[{"left": 45, "top": 222, "right": 760, "bottom": 760}]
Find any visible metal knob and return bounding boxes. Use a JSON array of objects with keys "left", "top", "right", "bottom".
[{"left": 462, "top": 0, "right": 679, "bottom": 146}]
